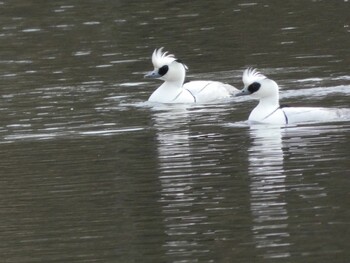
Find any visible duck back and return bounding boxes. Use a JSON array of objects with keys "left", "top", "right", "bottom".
[
  {"left": 283, "top": 107, "right": 350, "bottom": 124},
  {"left": 183, "top": 81, "right": 238, "bottom": 103}
]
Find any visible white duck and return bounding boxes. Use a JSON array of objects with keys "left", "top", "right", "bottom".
[
  {"left": 236, "top": 68, "right": 350, "bottom": 124},
  {"left": 144, "top": 48, "right": 238, "bottom": 103}
]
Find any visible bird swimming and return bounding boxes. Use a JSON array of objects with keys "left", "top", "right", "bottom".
[
  {"left": 144, "top": 48, "right": 238, "bottom": 103},
  {"left": 236, "top": 68, "right": 350, "bottom": 124}
]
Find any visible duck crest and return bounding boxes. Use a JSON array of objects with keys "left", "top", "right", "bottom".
[
  {"left": 151, "top": 47, "right": 176, "bottom": 68},
  {"left": 242, "top": 68, "right": 266, "bottom": 86},
  {"left": 151, "top": 47, "right": 188, "bottom": 70}
]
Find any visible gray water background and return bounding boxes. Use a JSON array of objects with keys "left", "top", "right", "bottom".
[{"left": 0, "top": 1, "right": 350, "bottom": 262}]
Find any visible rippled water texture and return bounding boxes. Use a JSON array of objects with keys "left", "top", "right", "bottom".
[{"left": 0, "top": 1, "right": 349, "bottom": 262}]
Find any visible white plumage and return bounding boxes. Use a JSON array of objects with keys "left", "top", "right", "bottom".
[
  {"left": 242, "top": 68, "right": 266, "bottom": 87},
  {"left": 145, "top": 48, "right": 238, "bottom": 103},
  {"left": 236, "top": 68, "right": 350, "bottom": 124},
  {"left": 151, "top": 48, "right": 180, "bottom": 69}
]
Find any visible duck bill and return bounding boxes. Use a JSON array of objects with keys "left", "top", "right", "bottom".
[
  {"left": 144, "top": 70, "right": 161, "bottom": 79},
  {"left": 235, "top": 89, "right": 252, "bottom": 97}
]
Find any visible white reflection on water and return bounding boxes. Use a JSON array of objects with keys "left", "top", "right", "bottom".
[
  {"left": 248, "top": 124, "right": 291, "bottom": 259},
  {"left": 247, "top": 122, "right": 347, "bottom": 259},
  {"left": 151, "top": 104, "right": 200, "bottom": 256},
  {"left": 150, "top": 103, "right": 227, "bottom": 259}
]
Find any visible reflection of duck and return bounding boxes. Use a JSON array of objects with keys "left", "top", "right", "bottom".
[
  {"left": 236, "top": 68, "right": 350, "bottom": 124},
  {"left": 248, "top": 124, "right": 284, "bottom": 173},
  {"left": 151, "top": 105, "right": 200, "bottom": 256},
  {"left": 145, "top": 48, "right": 238, "bottom": 103},
  {"left": 248, "top": 124, "right": 290, "bottom": 258},
  {"left": 152, "top": 105, "right": 192, "bottom": 170}
]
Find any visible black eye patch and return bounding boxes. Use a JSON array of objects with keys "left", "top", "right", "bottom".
[
  {"left": 158, "top": 65, "right": 169, "bottom": 76},
  {"left": 248, "top": 82, "right": 261, "bottom": 93}
]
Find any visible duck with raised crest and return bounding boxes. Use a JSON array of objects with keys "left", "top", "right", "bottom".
[
  {"left": 144, "top": 48, "right": 238, "bottom": 103},
  {"left": 236, "top": 68, "right": 350, "bottom": 124}
]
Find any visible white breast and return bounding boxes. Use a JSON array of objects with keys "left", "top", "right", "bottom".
[{"left": 249, "top": 107, "right": 287, "bottom": 124}]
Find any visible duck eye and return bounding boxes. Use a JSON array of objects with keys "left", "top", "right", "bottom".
[
  {"left": 248, "top": 82, "right": 261, "bottom": 93},
  {"left": 158, "top": 65, "right": 169, "bottom": 76}
]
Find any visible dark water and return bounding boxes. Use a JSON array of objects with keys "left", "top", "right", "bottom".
[{"left": 1, "top": 0, "right": 350, "bottom": 262}]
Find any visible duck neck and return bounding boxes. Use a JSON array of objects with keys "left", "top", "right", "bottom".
[
  {"left": 257, "top": 94, "right": 280, "bottom": 109},
  {"left": 164, "top": 63, "right": 186, "bottom": 89},
  {"left": 251, "top": 95, "right": 281, "bottom": 120},
  {"left": 149, "top": 79, "right": 184, "bottom": 102},
  {"left": 160, "top": 78, "right": 185, "bottom": 93}
]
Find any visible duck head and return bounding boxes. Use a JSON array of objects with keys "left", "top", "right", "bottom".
[
  {"left": 236, "top": 68, "right": 279, "bottom": 102},
  {"left": 144, "top": 47, "right": 188, "bottom": 83}
]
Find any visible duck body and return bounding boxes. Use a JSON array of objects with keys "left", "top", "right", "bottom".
[
  {"left": 236, "top": 68, "right": 349, "bottom": 125},
  {"left": 283, "top": 107, "right": 347, "bottom": 124},
  {"left": 145, "top": 48, "right": 238, "bottom": 103},
  {"left": 249, "top": 105, "right": 346, "bottom": 125},
  {"left": 148, "top": 80, "right": 236, "bottom": 103}
]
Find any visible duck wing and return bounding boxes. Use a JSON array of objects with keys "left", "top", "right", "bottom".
[
  {"left": 283, "top": 107, "right": 350, "bottom": 124},
  {"left": 183, "top": 81, "right": 238, "bottom": 103}
]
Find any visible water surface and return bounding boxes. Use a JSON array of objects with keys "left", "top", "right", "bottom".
[{"left": 0, "top": 0, "right": 350, "bottom": 262}]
